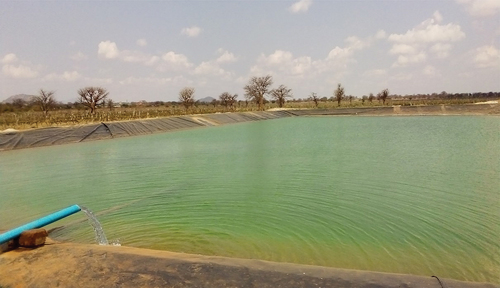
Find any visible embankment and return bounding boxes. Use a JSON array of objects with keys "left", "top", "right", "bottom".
[
  {"left": 0, "top": 242, "right": 497, "bottom": 288},
  {"left": 1, "top": 104, "right": 498, "bottom": 151}
]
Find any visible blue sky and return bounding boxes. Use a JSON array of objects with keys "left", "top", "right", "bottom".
[{"left": 1, "top": 0, "right": 499, "bottom": 103}]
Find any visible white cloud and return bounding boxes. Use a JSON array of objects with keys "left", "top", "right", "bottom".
[
  {"left": 98, "top": 41, "right": 119, "bottom": 59},
  {"left": 388, "top": 13, "right": 465, "bottom": 44},
  {"left": 145, "top": 56, "right": 160, "bottom": 66},
  {"left": 375, "top": 30, "right": 387, "bottom": 39},
  {"left": 389, "top": 44, "right": 418, "bottom": 55},
  {"left": 1, "top": 53, "right": 18, "bottom": 64},
  {"left": 162, "top": 52, "right": 191, "bottom": 66},
  {"left": 43, "top": 71, "right": 81, "bottom": 81},
  {"left": 252, "top": 50, "right": 312, "bottom": 77},
  {"left": 70, "top": 51, "right": 88, "bottom": 61},
  {"left": 136, "top": 39, "right": 147, "bottom": 47},
  {"left": 345, "top": 36, "right": 371, "bottom": 50},
  {"left": 388, "top": 12, "right": 464, "bottom": 66},
  {"left": 194, "top": 61, "right": 227, "bottom": 76},
  {"left": 120, "top": 50, "right": 152, "bottom": 63},
  {"left": 473, "top": 45, "right": 500, "bottom": 68},
  {"left": 430, "top": 43, "right": 452, "bottom": 58},
  {"left": 157, "top": 51, "right": 193, "bottom": 72},
  {"left": 456, "top": 0, "right": 500, "bottom": 16},
  {"left": 249, "top": 32, "right": 379, "bottom": 80},
  {"left": 216, "top": 49, "right": 237, "bottom": 63},
  {"left": 394, "top": 52, "right": 427, "bottom": 67},
  {"left": 289, "top": 0, "right": 313, "bottom": 14},
  {"left": 181, "top": 26, "right": 202, "bottom": 37},
  {"left": 2, "top": 64, "right": 38, "bottom": 78}
]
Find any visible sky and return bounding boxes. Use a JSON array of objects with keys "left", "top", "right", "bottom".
[{"left": 0, "top": 0, "right": 499, "bottom": 103}]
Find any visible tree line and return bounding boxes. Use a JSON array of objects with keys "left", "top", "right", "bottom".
[{"left": 1, "top": 74, "right": 498, "bottom": 116}]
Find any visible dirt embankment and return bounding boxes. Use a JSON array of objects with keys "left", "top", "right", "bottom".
[
  {"left": 0, "top": 104, "right": 498, "bottom": 152},
  {"left": 0, "top": 242, "right": 498, "bottom": 288}
]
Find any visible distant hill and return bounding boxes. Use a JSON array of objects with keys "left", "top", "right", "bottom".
[
  {"left": 197, "top": 96, "right": 216, "bottom": 103},
  {"left": 2, "top": 94, "right": 37, "bottom": 104}
]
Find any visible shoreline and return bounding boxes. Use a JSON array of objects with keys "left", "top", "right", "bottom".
[
  {"left": 1, "top": 103, "right": 499, "bottom": 152},
  {"left": 0, "top": 241, "right": 498, "bottom": 288}
]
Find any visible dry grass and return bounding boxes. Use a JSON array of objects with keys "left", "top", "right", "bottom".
[{"left": 0, "top": 98, "right": 491, "bottom": 131}]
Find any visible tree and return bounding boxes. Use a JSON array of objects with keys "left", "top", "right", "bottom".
[
  {"left": 12, "top": 99, "right": 26, "bottom": 110},
  {"left": 368, "top": 93, "right": 374, "bottom": 103},
  {"left": 34, "top": 89, "right": 56, "bottom": 116},
  {"left": 270, "top": 85, "right": 292, "bottom": 108},
  {"left": 362, "top": 96, "right": 368, "bottom": 104},
  {"left": 244, "top": 75, "right": 273, "bottom": 110},
  {"left": 179, "top": 87, "right": 195, "bottom": 110},
  {"left": 219, "top": 92, "right": 238, "bottom": 109},
  {"left": 106, "top": 99, "right": 114, "bottom": 110},
  {"left": 77, "top": 87, "right": 109, "bottom": 114},
  {"left": 347, "top": 95, "right": 354, "bottom": 104},
  {"left": 379, "top": 88, "right": 389, "bottom": 105},
  {"left": 309, "top": 92, "right": 319, "bottom": 108},
  {"left": 334, "top": 83, "right": 345, "bottom": 107}
]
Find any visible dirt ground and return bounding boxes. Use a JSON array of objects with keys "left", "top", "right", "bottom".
[{"left": 0, "top": 242, "right": 498, "bottom": 288}]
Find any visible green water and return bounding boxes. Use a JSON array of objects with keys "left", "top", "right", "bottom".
[{"left": 1, "top": 116, "right": 499, "bottom": 283}]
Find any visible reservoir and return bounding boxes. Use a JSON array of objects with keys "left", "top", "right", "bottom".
[{"left": 0, "top": 116, "right": 498, "bottom": 283}]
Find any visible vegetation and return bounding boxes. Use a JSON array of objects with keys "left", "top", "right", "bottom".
[
  {"left": 34, "top": 89, "right": 56, "bottom": 116},
  {"left": 309, "top": 92, "right": 319, "bottom": 108},
  {"left": 270, "top": 85, "right": 292, "bottom": 108},
  {"left": 0, "top": 81, "right": 498, "bottom": 131},
  {"left": 219, "top": 92, "right": 238, "bottom": 110},
  {"left": 334, "top": 84, "right": 344, "bottom": 106},
  {"left": 77, "top": 87, "right": 109, "bottom": 114},
  {"left": 179, "top": 87, "right": 195, "bottom": 110},
  {"left": 244, "top": 75, "right": 273, "bottom": 110},
  {"left": 378, "top": 88, "right": 389, "bottom": 105}
]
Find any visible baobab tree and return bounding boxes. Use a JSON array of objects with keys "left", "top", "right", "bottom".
[
  {"left": 77, "top": 87, "right": 109, "bottom": 114},
  {"left": 270, "top": 85, "right": 292, "bottom": 108},
  {"left": 219, "top": 92, "right": 238, "bottom": 109},
  {"left": 179, "top": 87, "right": 195, "bottom": 110},
  {"left": 35, "top": 89, "right": 56, "bottom": 116},
  {"left": 334, "top": 84, "right": 344, "bottom": 107},
  {"left": 379, "top": 88, "right": 389, "bottom": 105},
  {"left": 244, "top": 75, "right": 273, "bottom": 110}
]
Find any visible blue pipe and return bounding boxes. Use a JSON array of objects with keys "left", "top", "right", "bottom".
[{"left": 0, "top": 204, "right": 81, "bottom": 245}]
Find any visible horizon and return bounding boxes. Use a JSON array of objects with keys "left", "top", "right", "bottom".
[{"left": 1, "top": 0, "right": 499, "bottom": 103}]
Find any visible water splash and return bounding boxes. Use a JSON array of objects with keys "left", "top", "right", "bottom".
[{"left": 79, "top": 206, "right": 109, "bottom": 245}]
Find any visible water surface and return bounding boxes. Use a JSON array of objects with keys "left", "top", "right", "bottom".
[{"left": 1, "top": 116, "right": 498, "bottom": 283}]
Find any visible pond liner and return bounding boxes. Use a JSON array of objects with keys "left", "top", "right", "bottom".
[{"left": 1, "top": 105, "right": 498, "bottom": 152}]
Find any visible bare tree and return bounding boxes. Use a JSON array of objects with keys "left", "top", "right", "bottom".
[
  {"left": 179, "top": 87, "right": 195, "bottom": 110},
  {"left": 106, "top": 99, "right": 114, "bottom": 110},
  {"left": 309, "top": 92, "right": 319, "bottom": 108},
  {"left": 362, "top": 96, "right": 368, "bottom": 104},
  {"left": 77, "top": 87, "right": 109, "bottom": 114},
  {"left": 35, "top": 89, "right": 56, "bottom": 116},
  {"left": 211, "top": 99, "right": 218, "bottom": 108},
  {"left": 334, "top": 83, "right": 345, "bottom": 107},
  {"left": 270, "top": 85, "right": 292, "bottom": 108},
  {"left": 219, "top": 92, "right": 238, "bottom": 109},
  {"left": 347, "top": 95, "right": 354, "bottom": 104},
  {"left": 379, "top": 88, "right": 389, "bottom": 105},
  {"left": 368, "top": 93, "right": 374, "bottom": 103},
  {"left": 244, "top": 75, "right": 273, "bottom": 110}
]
